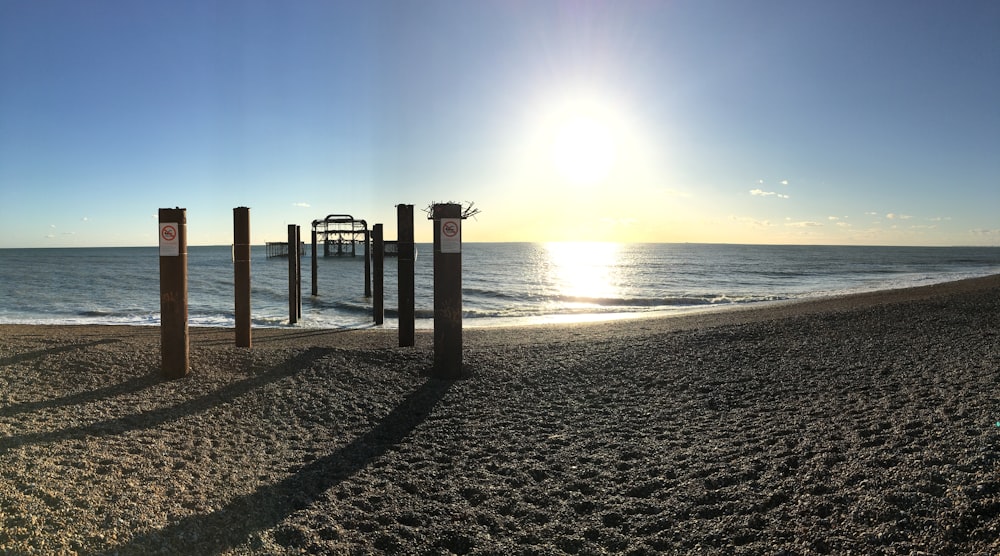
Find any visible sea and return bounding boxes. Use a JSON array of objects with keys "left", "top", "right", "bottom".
[{"left": 1, "top": 243, "right": 998, "bottom": 329}]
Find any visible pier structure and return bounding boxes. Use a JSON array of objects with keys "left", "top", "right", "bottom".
[
  {"left": 310, "top": 214, "right": 372, "bottom": 298},
  {"left": 312, "top": 214, "right": 369, "bottom": 258},
  {"left": 265, "top": 242, "right": 304, "bottom": 258}
]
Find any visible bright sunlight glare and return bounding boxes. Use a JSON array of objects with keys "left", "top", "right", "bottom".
[
  {"left": 544, "top": 242, "right": 621, "bottom": 303},
  {"left": 545, "top": 98, "right": 621, "bottom": 186}
]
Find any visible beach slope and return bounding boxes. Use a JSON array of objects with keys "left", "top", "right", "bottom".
[{"left": 1, "top": 275, "right": 998, "bottom": 554}]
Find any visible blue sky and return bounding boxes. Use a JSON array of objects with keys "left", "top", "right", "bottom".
[{"left": 1, "top": 0, "right": 997, "bottom": 247}]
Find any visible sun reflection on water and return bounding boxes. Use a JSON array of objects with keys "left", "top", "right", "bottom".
[{"left": 544, "top": 242, "right": 622, "bottom": 305}]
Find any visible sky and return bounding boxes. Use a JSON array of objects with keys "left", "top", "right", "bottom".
[{"left": 1, "top": 0, "right": 998, "bottom": 248}]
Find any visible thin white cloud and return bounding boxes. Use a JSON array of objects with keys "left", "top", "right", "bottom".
[
  {"left": 828, "top": 216, "right": 840, "bottom": 221},
  {"left": 81, "top": 216, "right": 89, "bottom": 222},
  {"left": 971, "top": 228, "right": 1000, "bottom": 237},
  {"left": 835, "top": 222, "right": 852, "bottom": 228},
  {"left": 785, "top": 221, "right": 822, "bottom": 228},
  {"left": 750, "top": 189, "right": 789, "bottom": 199},
  {"left": 292, "top": 202, "right": 311, "bottom": 208},
  {"left": 779, "top": 179, "right": 789, "bottom": 185},
  {"left": 865, "top": 212, "right": 878, "bottom": 217},
  {"left": 929, "top": 216, "right": 951, "bottom": 222}
]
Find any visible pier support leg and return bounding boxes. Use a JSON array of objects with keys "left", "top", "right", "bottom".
[
  {"left": 311, "top": 229, "right": 318, "bottom": 297},
  {"left": 159, "top": 207, "right": 189, "bottom": 379},
  {"left": 233, "top": 207, "right": 252, "bottom": 348},
  {"left": 373, "top": 224, "right": 384, "bottom": 325},
  {"left": 288, "top": 224, "right": 300, "bottom": 324},
  {"left": 397, "top": 204, "right": 415, "bottom": 347},
  {"left": 431, "top": 203, "right": 463, "bottom": 378},
  {"left": 364, "top": 228, "right": 372, "bottom": 298}
]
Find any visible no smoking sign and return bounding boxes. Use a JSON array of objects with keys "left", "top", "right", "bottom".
[
  {"left": 159, "top": 222, "right": 180, "bottom": 256},
  {"left": 440, "top": 218, "right": 461, "bottom": 253}
]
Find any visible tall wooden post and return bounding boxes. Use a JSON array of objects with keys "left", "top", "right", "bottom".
[
  {"left": 397, "top": 204, "right": 415, "bottom": 347},
  {"left": 159, "top": 207, "right": 189, "bottom": 379},
  {"left": 233, "top": 207, "right": 251, "bottom": 348},
  {"left": 431, "top": 203, "right": 463, "bottom": 377},
  {"left": 288, "top": 224, "right": 299, "bottom": 324},
  {"left": 373, "top": 224, "right": 384, "bottom": 325},
  {"left": 364, "top": 228, "right": 372, "bottom": 297},
  {"left": 311, "top": 228, "right": 318, "bottom": 297},
  {"left": 295, "top": 225, "right": 302, "bottom": 320}
]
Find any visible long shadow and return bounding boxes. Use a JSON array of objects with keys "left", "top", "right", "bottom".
[
  {"left": 0, "top": 348, "right": 329, "bottom": 457},
  {"left": 105, "top": 377, "right": 453, "bottom": 555},
  {"left": 247, "top": 326, "right": 377, "bottom": 345},
  {"left": 194, "top": 327, "right": 373, "bottom": 347},
  {"left": 0, "top": 372, "right": 159, "bottom": 418},
  {"left": 0, "top": 338, "right": 120, "bottom": 367}
]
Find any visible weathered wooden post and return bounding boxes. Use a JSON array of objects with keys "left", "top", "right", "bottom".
[
  {"left": 364, "top": 227, "right": 372, "bottom": 298},
  {"left": 287, "top": 224, "right": 299, "bottom": 324},
  {"left": 233, "top": 207, "right": 252, "bottom": 348},
  {"left": 311, "top": 227, "right": 318, "bottom": 297},
  {"left": 296, "top": 225, "right": 302, "bottom": 320},
  {"left": 159, "top": 207, "right": 189, "bottom": 379},
  {"left": 397, "top": 205, "right": 415, "bottom": 346},
  {"left": 431, "top": 203, "right": 463, "bottom": 378},
  {"left": 373, "top": 223, "right": 384, "bottom": 325}
]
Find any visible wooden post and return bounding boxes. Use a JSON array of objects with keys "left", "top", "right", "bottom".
[
  {"left": 296, "top": 225, "right": 302, "bottom": 320},
  {"left": 233, "top": 207, "right": 251, "bottom": 348},
  {"left": 159, "top": 207, "right": 189, "bottom": 379},
  {"left": 397, "top": 204, "right": 415, "bottom": 347},
  {"left": 288, "top": 224, "right": 298, "bottom": 324},
  {"left": 373, "top": 224, "right": 384, "bottom": 325},
  {"left": 311, "top": 228, "right": 318, "bottom": 297},
  {"left": 431, "top": 203, "right": 463, "bottom": 378},
  {"left": 364, "top": 227, "right": 372, "bottom": 297}
]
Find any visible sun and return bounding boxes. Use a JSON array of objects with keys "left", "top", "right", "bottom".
[{"left": 547, "top": 101, "right": 619, "bottom": 186}]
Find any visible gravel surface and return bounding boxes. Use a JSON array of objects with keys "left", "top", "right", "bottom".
[{"left": 1, "top": 275, "right": 999, "bottom": 555}]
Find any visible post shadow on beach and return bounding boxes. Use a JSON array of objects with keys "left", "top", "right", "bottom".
[
  {"left": 0, "top": 338, "right": 120, "bottom": 367},
  {"left": 0, "top": 338, "right": 163, "bottom": 420},
  {"left": 0, "top": 371, "right": 159, "bottom": 419},
  {"left": 105, "top": 376, "right": 452, "bottom": 555},
  {"left": 0, "top": 347, "right": 329, "bottom": 456}
]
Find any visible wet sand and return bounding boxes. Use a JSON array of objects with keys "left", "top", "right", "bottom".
[{"left": 1, "top": 275, "right": 999, "bottom": 554}]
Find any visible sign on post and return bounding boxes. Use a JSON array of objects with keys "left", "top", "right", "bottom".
[
  {"left": 159, "top": 223, "right": 180, "bottom": 256},
  {"left": 440, "top": 218, "right": 461, "bottom": 254}
]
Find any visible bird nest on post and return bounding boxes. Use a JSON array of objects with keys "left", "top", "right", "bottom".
[{"left": 424, "top": 201, "right": 481, "bottom": 220}]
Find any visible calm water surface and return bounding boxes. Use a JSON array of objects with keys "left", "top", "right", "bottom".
[{"left": 1, "top": 243, "right": 998, "bottom": 328}]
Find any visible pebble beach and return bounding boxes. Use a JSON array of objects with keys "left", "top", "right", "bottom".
[{"left": 1, "top": 275, "right": 998, "bottom": 555}]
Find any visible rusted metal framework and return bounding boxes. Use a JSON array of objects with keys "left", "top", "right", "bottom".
[
  {"left": 310, "top": 214, "right": 371, "bottom": 298},
  {"left": 312, "top": 214, "right": 368, "bottom": 257},
  {"left": 265, "top": 241, "right": 304, "bottom": 258}
]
